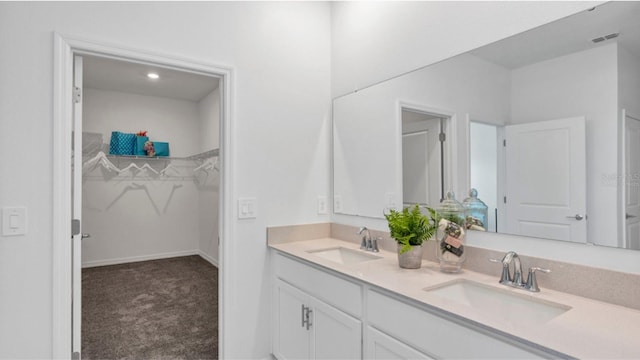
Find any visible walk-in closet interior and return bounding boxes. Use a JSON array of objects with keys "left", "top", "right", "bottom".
[{"left": 79, "top": 54, "right": 220, "bottom": 358}]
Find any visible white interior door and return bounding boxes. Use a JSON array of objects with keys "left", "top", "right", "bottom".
[
  {"left": 402, "top": 117, "right": 441, "bottom": 207},
  {"left": 403, "top": 131, "right": 430, "bottom": 205},
  {"left": 72, "top": 55, "right": 83, "bottom": 358},
  {"left": 505, "top": 117, "right": 586, "bottom": 242},
  {"left": 624, "top": 114, "right": 640, "bottom": 250}
]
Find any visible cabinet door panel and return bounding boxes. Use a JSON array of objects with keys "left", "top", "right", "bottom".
[
  {"left": 366, "top": 326, "right": 435, "bottom": 360},
  {"left": 274, "top": 280, "right": 310, "bottom": 360},
  {"left": 311, "top": 297, "right": 362, "bottom": 360}
]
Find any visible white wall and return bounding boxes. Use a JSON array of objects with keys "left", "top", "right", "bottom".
[
  {"left": 81, "top": 88, "right": 204, "bottom": 267},
  {"left": 330, "top": 1, "right": 602, "bottom": 97},
  {"left": 619, "top": 45, "right": 640, "bottom": 118},
  {"left": 510, "top": 43, "right": 619, "bottom": 246},
  {"left": 83, "top": 88, "right": 202, "bottom": 157},
  {"left": 198, "top": 89, "right": 221, "bottom": 153},
  {"left": 197, "top": 89, "right": 220, "bottom": 264},
  {"left": 0, "top": 2, "right": 330, "bottom": 358}
]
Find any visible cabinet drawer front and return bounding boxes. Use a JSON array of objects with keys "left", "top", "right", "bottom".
[
  {"left": 366, "top": 326, "right": 435, "bottom": 360},
  {"left": 367, "top": 289, "right": 546, "bottom": 359},
  {"left": 274, "top": 252, "right": 362, "bottom": 317}
]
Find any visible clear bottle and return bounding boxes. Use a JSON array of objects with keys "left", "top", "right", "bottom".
[
  {"left": 436, "top": 191, "right": 466, "bottom": 273},
  {"left": 462, "top": 188, "right": 488, "bottom": 232}
]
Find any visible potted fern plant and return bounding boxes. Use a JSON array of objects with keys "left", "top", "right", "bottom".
[{"left": 384, "top": 204, "right": 438, "bottom": 269}]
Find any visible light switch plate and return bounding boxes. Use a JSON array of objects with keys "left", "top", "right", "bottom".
[
  {"left": 2, "top": 207, "right": 27, "bottom": 236},
  {"left": 385, "top": 192, "right": 396, "bottom": 210},
  {"left": 238, "top": 198, "right": 257, "bottom": 219},
  {"left": 317, "top": 196, "right": 328, "bottom": 215},
  {"left": 333, "top": 195, "right": 342, "bottom": 213}
]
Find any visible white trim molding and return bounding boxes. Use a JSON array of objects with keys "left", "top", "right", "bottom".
[{"left": 52, "top": 33, "right": 234, "bottom": 359}]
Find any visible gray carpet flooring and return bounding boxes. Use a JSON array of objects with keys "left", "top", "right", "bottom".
[{"left": 82, "top": 256, "right": 218, "bottom": 360}]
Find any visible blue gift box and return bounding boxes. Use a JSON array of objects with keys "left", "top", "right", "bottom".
[
  {"left": 109, "top": 131, "right": 135, "bottom": 155},
  {"left": 154, "top": 142, "right": 170, "bottom": 157},
  {"left": 133, "top": 136, "right": 149, "bottom": 156}
]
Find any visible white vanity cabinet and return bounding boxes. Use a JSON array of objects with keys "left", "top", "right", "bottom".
[
  {"left": 272, "top": 252, "right": 363, "bottom": 360},
  {"left": 271, "top": 249, "right": 558, "bottom": 360}
]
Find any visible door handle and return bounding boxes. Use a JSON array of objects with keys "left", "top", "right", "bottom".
[
  {"left": 81, "top": 233, "right": 91, "bottom": 239},
  {"left": 566, "top": 214, "right": 584, "bottom": 221},
  {"left": 626, "top": 214, "right": 637, "bottom": 219}
]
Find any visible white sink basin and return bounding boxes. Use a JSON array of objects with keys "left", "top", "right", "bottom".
[
  {"left": 424, "top": 279, "right": 571, "bottom": 326},
  {"left": 307, "top": 247, "right": 382, "bottom": 265}
]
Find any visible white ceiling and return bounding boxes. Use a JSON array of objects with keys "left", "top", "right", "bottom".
[
  {"left": 470, "top": 2, "right": 640, "bottom": 69},
  {"left": 83, "top": 55, "right": 220, "bottom": 102}
]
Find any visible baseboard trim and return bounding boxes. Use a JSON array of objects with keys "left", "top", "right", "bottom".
[
  {"left": 198, "top": 250, "right": 219, "bottom": 268},
  {"left": 82, "top": 250, "right": 200, "bottom": 268}
]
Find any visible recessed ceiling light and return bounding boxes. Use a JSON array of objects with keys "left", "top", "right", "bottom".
[{"left": 147, "top": 72, "right": 159, "bottom": 80}]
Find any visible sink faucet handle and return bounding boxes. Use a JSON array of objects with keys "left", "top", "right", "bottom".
[
  {"left": 525, "top": 267, "right": 551, "bottom": 292},
  {"left": 371, "top": 237, "right": 381, "bottom": 252},
  {"left": 358, "top": 226, "right": 370, "bottom": 249},
  {"left": 489, "top": 258, "right": 512, "bottom": 284}
]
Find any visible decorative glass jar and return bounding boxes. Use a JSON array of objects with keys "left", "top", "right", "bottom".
[
  {"left": 462, "top": 188, "right": 488, "bottom": 232},
  {"left": 436, "top": 191, "right": 466, "bottom": 273}
]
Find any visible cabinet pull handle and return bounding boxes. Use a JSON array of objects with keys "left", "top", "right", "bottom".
[
  {"left": 301, "top": 305, "right": 307, "bottom": 328},
  {"left": 306, "top": 309, "right": 313, "bottom": 330},
  {"left": 301, "top": 305, "right": 312, "bottom": 330}
]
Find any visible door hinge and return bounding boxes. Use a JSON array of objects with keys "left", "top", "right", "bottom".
[
  {"left": 439, "top": 132, "right": 446, "bottom": 142},
  {"left": 503, "top": 139, "right": 506, "bottom": 147},
  {"left": 74, "top": 86, "right": 82, "bottom": 104},
  {"left": 503, "top": 196, "right": 507, "bottom": 204},
  {"left": 72, "top": 219, "right": 80, "bottom": 236}
]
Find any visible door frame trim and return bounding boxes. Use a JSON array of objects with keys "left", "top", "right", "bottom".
[{"left": 52, "top": 33, "right": 234, "bottom": 358}]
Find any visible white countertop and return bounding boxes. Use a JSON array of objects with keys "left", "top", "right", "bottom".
[{"left": 269, "top": 238, "right": 640, "bottom": 359}]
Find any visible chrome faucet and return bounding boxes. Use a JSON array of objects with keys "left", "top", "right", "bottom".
[
  {"left": 490, "top": 251, "right": 550, "bottom": 292},
  {"left": 357, "top": 227, "right": 379, "bottom": 252}
]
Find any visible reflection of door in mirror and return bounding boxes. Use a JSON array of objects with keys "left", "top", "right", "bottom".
[
  {"left": 401, "top": 109, "right": 443, "bottom": 208},
  {"left": 624, "top": 114, "right": 640, "bottom": 250},
  {"left": 469, "top": 122, "right": 500, "bottom": 233},
  {"left": 504, "top": 117, "right": 587, "bottom": 243}
]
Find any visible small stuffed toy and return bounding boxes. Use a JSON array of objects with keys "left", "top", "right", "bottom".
[
  {"left": 144, "top": 140, "right": 155, "bottom": 157},
  {"left": 136, "top": 130, "right": 148, "bottom": 137}
]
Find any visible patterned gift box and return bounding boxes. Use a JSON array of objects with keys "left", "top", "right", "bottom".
[{"left": 109, "top": 131, "right": 136, "bottom": 155}]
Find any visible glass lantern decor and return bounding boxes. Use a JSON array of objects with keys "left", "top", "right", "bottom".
[
  {"left": 462, "top": 188, "right": 488, "bottom": 232},
  {"left": 436, "top": 191, "right": 466, "bottom": 273}
]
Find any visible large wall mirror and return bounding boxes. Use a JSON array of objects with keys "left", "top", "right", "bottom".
[{"left": 332, "top": 1, "right": 640, "bottom": 250}]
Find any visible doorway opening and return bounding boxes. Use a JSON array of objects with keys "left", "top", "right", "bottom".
[
  {"left": 469, "top": 121, "right": 500, "bottom": 233},
  {"left": 79, "top": 54, "right": 221, "bottom": 358},
  {"left": 400, "top": 108, "right": 448, "bottom": 208},
  {"left": 53, "top": 34, "right": 232, "bottom": 360}
]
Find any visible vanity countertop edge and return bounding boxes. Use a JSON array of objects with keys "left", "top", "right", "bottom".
[{"left": 269, "top": 237, "right": 640, "bottom": 360}]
